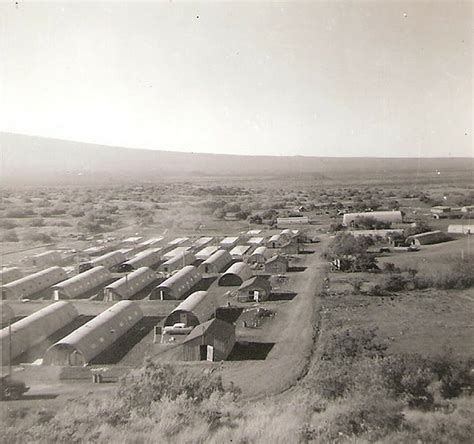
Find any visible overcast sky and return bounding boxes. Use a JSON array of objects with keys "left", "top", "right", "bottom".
[{"left": 1, "top": 1, "right": 472, "bottom": 157}]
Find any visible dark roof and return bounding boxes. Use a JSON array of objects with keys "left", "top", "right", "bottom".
[
  {"left": 183, "top": 318, "right": 234, "bottom": 343},
  {"left": 238, "top": 275, "right": 272, "bottom": 292}
]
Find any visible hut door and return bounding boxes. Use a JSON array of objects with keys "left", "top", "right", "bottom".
[
  {"left": 200, "top": 345, "right": 208, "bottom": 360},
  {"left": 254, "top": 290, "right": 260, "bottom": 303},
  {"left": 206, "top": 345, "right": 214, "bottom": 362}
]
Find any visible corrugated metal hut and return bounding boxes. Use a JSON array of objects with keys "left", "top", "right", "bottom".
[
  {"left": 342, "top": 211, "right": 403, "bottom": 227},
  {"left": 219, "top": 236, "right": 240, "bottom": 250},
  {"left": 230, "top": 245, "right": 252, "bottom": 260},
  {"left": 0, "top": 301, "right": 78, "bottom": 366},
  {"left": 448, "top": 224, "right": 474, "bottom": 235},
  {"left": 264, "top": 255, "right": 289, "bottom": 274},
  {"left": 2, "top": 266, "right": 68, "bottom": 300},
  {"left": 52, "top": 266, "right": 112, "bottom": 300},
  {"left": 80, "top": 250, "right": 126, "bottom": 272},
  {"left": 201, "top": 250, "right": 233, "bottom": 274},
  {"left": 195, "top": 246, "right": 219, "bottom": 261},
  {"left": 119, "top": 248, "right": 162, "bottom": 272},
  {"left": 43, "top": 301, "right": 143, "bottom": 366},
  {"left": 247, "top": 237, "right": 265, "bottom": 246},
  {"left": 167, "top": 237, "right": 190, "bottom": 247},
  {"left": 103, "top": 267, "right": 156, "bottom": 301},
  {"left": 0, "top": 267, "right": 23, "bottom": 285},
  {"left": 267, "top": 234, "right": 286, "bottom": 248},
  {"left": 182, "top": 318, "right": 235, "bottom": 361},
  {"left": 280, "top": 241, "right": 300, "bottom": 255},
  {"left": 218, "top": 262, "right": 253, "bottom": 286},
  {"left": 237, "top": 276, "right": 272, "bottom": 302},
  {"left": 151, "top": 266, "right": 202, "bottom": 300},
  {"left": 192, "top": 237, "right": 214, "bottom": 249},
  {"left": 248, "top": 246, "right": 269, "bottom": 265},
  {"left": 163, "top": 247, "right": 192, "bottom": 261},
  {"left": 406, "top": 230, "right": 450, "bottom": 246},
  {"left": 138, "top": 237, "right": 164, "bottom": 248},
  {"left": 163, "top": 291, "right": 209, "bottom": 327},
  {"left": 1, "top": 302, "right": 15, "bottom": 326},
  {"left": 161, "top": 251, "right": 196, "bottom": 273},
  {"left": 28, "top": 250, "right": 62, "bottom": 268}
]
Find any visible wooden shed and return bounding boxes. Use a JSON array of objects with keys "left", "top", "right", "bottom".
[
  {"left": 264, "top": 255, "right": 289, "bottom": 274},
  {"left": 182, "top": 318, "right": 235, "bottom": 361}
]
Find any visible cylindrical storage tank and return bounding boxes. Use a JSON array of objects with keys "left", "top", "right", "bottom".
[
  {"left": 52, "top": 266, "right": 112, "bottom": 300},
  {"left": 0, "top": 301, "right": 78, "bottom": 366},
  {"left": 163, "top": 291, "right": 209, "bottom": 327},
  {"left": 103, "top": 267, "right": 156, "bottom": 301},
  {"left": 0, "top": 268, "right": 23, "bottom": 285},
  {"left": 218, "top": 262, "right": 253, "bottom": 286},
  {"left": 1, "top": 266, "right": 68, "bottom": 300},
  {"left": 1, "top": 302, "right": 15, "bottom": 326},
  {"left": 43, "top": 301, "right": 143, "bottom": 366}
]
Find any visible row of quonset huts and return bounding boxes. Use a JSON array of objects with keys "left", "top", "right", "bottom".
[
  {"left": 1, "top": 230, "right": 300, "bottom": 302},
  {"left": 0, "top": 272, "right": 263, "bottom": 368},
  {"left": 0, "top": 237, "right": 301, "bottom": 366}
]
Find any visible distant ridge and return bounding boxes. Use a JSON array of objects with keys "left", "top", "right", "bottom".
[{"left": 1, "top": 132, "right": 472, "bottom": 184}]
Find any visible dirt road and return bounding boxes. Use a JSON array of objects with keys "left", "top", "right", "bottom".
[{"left": 219, "top": 238, "right": 329, "bottom": 400}]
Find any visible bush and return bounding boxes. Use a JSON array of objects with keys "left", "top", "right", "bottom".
[{"left": 2, "top": 230, "right": 19, "bottom": 242}]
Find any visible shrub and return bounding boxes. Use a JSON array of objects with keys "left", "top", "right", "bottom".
[{"left": 2, "top": 230, "right": 19, "bottom": 242}]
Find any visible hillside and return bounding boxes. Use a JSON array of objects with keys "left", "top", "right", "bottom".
[{"left": 1, "top": 132, "right": 471, "bottom": 184}]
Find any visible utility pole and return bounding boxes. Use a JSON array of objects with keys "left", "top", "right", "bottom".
[{"left": 8, "top": 320, "right": 12, "bottom": 376}]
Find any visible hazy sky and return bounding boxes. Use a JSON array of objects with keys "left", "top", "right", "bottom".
[{"left": 1, "top": 1, "right": 472, "bottom": 157}]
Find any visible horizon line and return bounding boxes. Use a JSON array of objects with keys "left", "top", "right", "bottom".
[{"left": 2, "top": 131, "right": 472, "bottom": 160}]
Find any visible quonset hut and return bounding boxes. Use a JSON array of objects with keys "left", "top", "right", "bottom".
[
  {"left": 52, "top": 266, "right": 112, "bottom": 300},
  {"left": 119, "top": 248, "right": 162, "bottom": 272},
  {"left": 0, "top": 267, "right": 23, "bottom": 285},
  {"left": 79, "top": 250, "right": 126, "bottom": 273},
  {"left": 43, "top": 301, "right": 143, "bottom": 366},
  {"left": 2, "top": 266, "right": 68, "bottom": 300},
  {"left": 1, "top": 302, "right": 15, "bottom": 326},
  {"left": 248, "top": 246, "right": 269, "bottom": 265},
  {"left": 103, "top": 267, "right": 156, "bottom": 301},
  {"left": 218, "top": 262, "right": 253, "bottom": 286},
  {"left": 342, "top": 211, "right": 403, "bottom": 227},
  {"left": 151, "top": 266, "right": 202, "bottom": 300},
  {"left": 201, "top": 250, "right": 232, "bottom": 274},
  {"left": 237, "top": 276, "right": 272, "bottom": 302},
  {"left": 0, "top": 301, "right": 78, "bottom": 366},
  {"left": 160, "top": 252, "right": 196, "bottom": 273},
  {"left": 163, "top": 291, "right": 209, "bottom": 328}
]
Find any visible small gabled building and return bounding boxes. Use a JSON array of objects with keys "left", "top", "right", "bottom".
[
  {"left": 279, "top": 241, "right": 300, "bottom": 255},
  {"left": 237, "top": 276, "right": 272, "bottom": 302},
  {"left": 182, "top": 318, "right": 235, "bottom": 361},
  {"left": 264, "top": 255, "right": 289, "bottom": 274}
]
